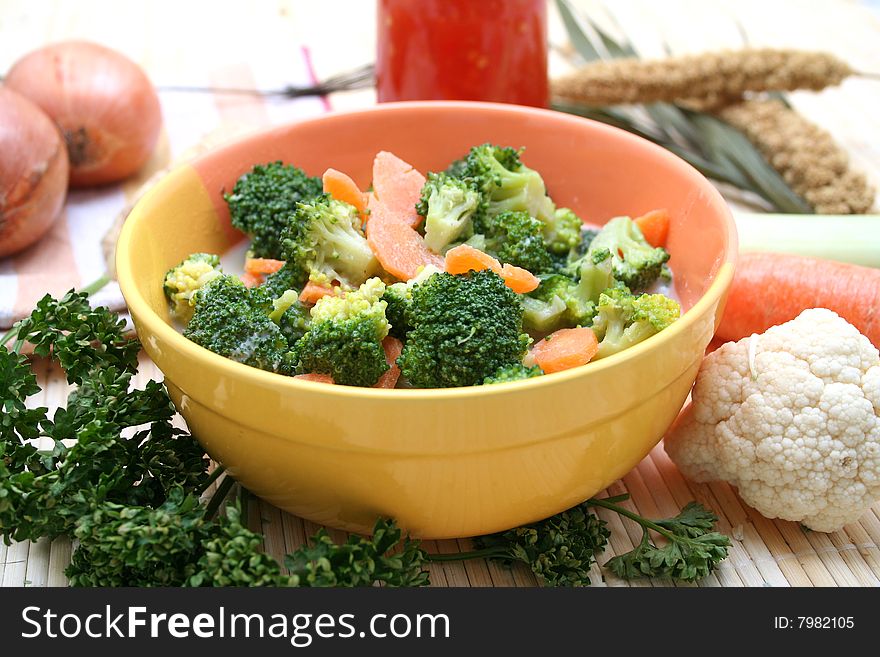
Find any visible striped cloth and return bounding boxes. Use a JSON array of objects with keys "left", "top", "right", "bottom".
[{"left": 0, "top": 46, "right": 329, "bottom": 329}]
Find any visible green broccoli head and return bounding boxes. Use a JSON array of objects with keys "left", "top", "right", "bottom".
[
  {"left": 257, "top": 262, "right": 308, "bottom": 300},
  {"left": 522, "top": 249, "right": 615, "bottom": 334},
  {"left": 224, "top": 162, "right": 322, "bottom": 259},
  {"left": 591, "top": 287, "right": 680, "bottom": 359},
  {"left": 382, "top": 282, "right": 411, "bottom": 341},
  {"left": 543, "top": 207, "right": 584, "bottom": 256},
  {"left": 381, "top": 265, "right": 444, "bottom": 340},
  {"left": 399, "top": 270, "right": 531, "bottom": 388},
  {"left": 285, "top": 278, "right": 390, "bottom": 386},
  {"left": 589, "top": 216, "right": 670, "bottom": 292},
  {"left": 461, "top": 144, "right": 555, "bottom": 224},
  {"left": 483, "top": 363, "right": 543, "bottom": 385},
  {"left": 163, "top": 253, "right": 223, "bottom": 324},
  {"left": 474, "top": 210, "right": 554, "bottom": 274},
  {"left": 268, "top": 289, "right": 311, "bottom": 345},
  {"left": 444, "top": 156, "right": 469, "bottom": 179},
  {"left": 416, "top": 172, "right": 482, "bottom": 253},
  {"left": 184, "top": 275, "right": 288, "bottom": 372},
  {"left": 281, "top": 194, "right": 379, "bottom": 290}
]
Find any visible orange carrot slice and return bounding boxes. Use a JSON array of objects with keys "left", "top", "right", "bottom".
[
  {"left": 444, "top": 244, "right": 539, "bottom": 294},
  {"left": 240, "top": 271, "right": 264, "bottom": 288},
  {"left": 531, "top": 327, "right": 599, "bottom": 374},
  {"left": 294, "top": 373, "right": 335, "bottom": 384},
  {"left": 245, "top": 257, "right": 286, "bottom": 275},
  {"left": 499, "top": 263, "right": 541, "bottom": 294},
  {"left": 445, "top": 243, "right": 501, "bottom": 275},
  {"left": 323, "top": 167, "right": 368, "bottom": 221},
  {"left": 634, "top": 209, "right": 670, "bottom": 248},
  {"left": 374, "top": 336, "right": 403, "bottom": 388},
  {"left": 370, "top": 151, "right": 426, "bottom": 229},
  {"left": 365, "top": 152, "right": 444, "bottom": 281},
  {"left": 299, "top": 280, "right": 336, "bottom": 305}
]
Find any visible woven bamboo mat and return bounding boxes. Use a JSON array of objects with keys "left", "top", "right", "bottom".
[{"left": 3, "top": 354, "right": 880, "bottom": 588}]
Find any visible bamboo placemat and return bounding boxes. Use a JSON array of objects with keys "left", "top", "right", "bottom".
[{"left": 3, "top": 354, "right": 879, "bottom": 588}]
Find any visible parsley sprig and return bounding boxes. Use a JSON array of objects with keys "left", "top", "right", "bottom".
[{"left": 588, "top": 497, "right": 732, "bottom": 582}]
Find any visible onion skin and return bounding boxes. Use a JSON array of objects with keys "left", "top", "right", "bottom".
[
  {"left": 5, "top": 41, "right": 162, "bottom": 187},
  {"left": 0, "top": 87, "right": 69, "bottom": 258}
]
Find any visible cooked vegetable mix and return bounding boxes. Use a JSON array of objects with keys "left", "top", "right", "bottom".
[{"left": 165, "top": 145, "right": 681, "bottom": 387}]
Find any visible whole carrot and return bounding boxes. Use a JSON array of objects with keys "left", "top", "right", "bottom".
[{"left": 717, "top": 252, "right": 880, "bottom": 347}]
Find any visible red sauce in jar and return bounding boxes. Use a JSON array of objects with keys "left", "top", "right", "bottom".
[{"left": 376, "top": 0, "right": 548, "bottom": 107}]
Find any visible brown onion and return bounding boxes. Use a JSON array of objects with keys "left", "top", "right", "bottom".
[
  {"left": 0, "top": 87, "right": 69, "bottom": 258},
  {"left": 5, "top": 41, "right": 162, "bottom": 187}
]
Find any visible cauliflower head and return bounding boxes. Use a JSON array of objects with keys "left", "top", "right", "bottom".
[{"left": 665, "top": 308, "right": 880, "bottom": 532}]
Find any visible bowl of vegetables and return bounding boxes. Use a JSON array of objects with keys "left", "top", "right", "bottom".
[{"left": 116, "top": 101, "right": 737, "bottom": 538}]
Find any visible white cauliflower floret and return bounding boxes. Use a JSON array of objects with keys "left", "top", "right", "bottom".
[{"left": 665, "top": 308, "right": 880, "bottom": 532}]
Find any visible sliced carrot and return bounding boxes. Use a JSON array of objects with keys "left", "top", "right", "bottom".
[
  {"left": 323, "top": 168, "right": 368, "bottom": 222},
  {"left": 365, "top": 152, "right": 444, "bottom": 281},
  {"left": 299, "top": 280, "right": 336, "bottom": 306},
  {"left": 374, "top": 336, "right": 403, "bottom": 388},
  {"left": 240, "top": 271, "right": 264, "bottom": 288},
  {"left": 717, "top": 252, "right": 880, "bottom": 347},
  {"left": 531, "top": 327, "right": 599, "bottom": 374},
  {"left": 294, "top": 373, "right": 335, "bottom": 384},
  {"left": 370, "top": 151, "right": 425, "bottom": 229},
  {"left": 500, "top": 263, "right": 541, "bottom": 294},
  {"left": 444, "top": 244, "right": 539, "bottom": 294},
  {"left": 445, "top": 243, "right": 502, "bottom": 275},
  {"left": 245, "top": 257, "right": 286, "bottom": 275},
  {"left": 634, "top": 209, "right": 670, "bottom": 248}
]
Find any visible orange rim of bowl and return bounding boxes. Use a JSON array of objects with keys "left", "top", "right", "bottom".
[{"left": 117, "top": 101, "right": 738, "bottom": 401}]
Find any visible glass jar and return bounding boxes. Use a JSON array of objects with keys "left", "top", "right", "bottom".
[{"left": 376, "top": 0, "right": 549, "bottom": 107}]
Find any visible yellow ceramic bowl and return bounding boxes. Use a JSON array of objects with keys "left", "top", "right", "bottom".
[{"left": 117, "top": 101, "right": 736, "bottom": 539}]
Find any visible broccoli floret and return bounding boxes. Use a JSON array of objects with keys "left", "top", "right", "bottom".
[
  {"left": 268, "top": 290, "right": 311, "bottom": 345},
  {"left": 382, "top": 282, "right": 411, "bottom": 340},
  {"left": 483, "top": 363, "right": 543, "bottom": 385},
  {"left": 462, "top": 144, "right": 555, "bottom": 225},
  {"left": 285, "top": 278, "right": 390, "bottom": 386},
  {"left": 281, "top": 194, "right": 379, "bottom": 289},
  {"left": 416, "top": 172, "right": 482, "bottom": 253},
  {"left": 381, "top": 265, "right": 444, "bottom": 340},
  {"left": 224, "top": 162, "right": 322, "bottom": 259},
  {"left": 475, "top": 210, "right": 553, "bottom": 274},
  {"left": 543, "top": 207, "right": 584, "bottom": 256},
  {"left": 163, "top": 253, "right": 223, "bottom": 324},
  {"left": 258, "top": 262, "right": 307, "bottom": 300},
  {"left": 588, "top": 216, "right": 670, "bottom": 292},
  {"left": 444, "top": 156, "right": 469, "bottom": 179},
  {"left": 523, "top": 248, "right": 615, "bottom": 333},
  {"left": 591, "top": 287, "right": 680, "bottom": 359},
  {"left": 185, "top": 275, "right": 288, "bottom": 372},
  {"left": 399, "top": 270, "right": 531, "bottom": 388}
]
